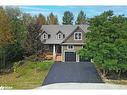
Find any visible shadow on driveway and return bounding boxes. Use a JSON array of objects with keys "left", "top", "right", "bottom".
[{"left": 43, "top": 62, "right": 104, "bottom": 86}]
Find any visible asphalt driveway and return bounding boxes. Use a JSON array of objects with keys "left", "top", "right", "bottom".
[{"left": 43, "top": 62, "right": 103, "bottom": 86}]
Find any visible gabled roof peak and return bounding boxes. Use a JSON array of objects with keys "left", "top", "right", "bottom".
[{"left": 56, "top": 30, "right": 64, "bottom": 35}]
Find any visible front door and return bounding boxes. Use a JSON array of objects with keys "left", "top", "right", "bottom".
[{"left": 56, "top": 45, "right": 61, "bottom": 53}]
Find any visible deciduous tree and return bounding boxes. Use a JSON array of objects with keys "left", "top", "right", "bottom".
[
  {"left": 5, "top": 7, "right": 26, "bottom": 43},
  {"left": 47, "top": 13, "right": 58, "bottom": 24},
  {"left": 36, "top": 13, "right": 47, "bottom": 25},
  {"left": 23, "top": 22, "right": 44, "bottom": 55},
  {"left": 0, "top": 7, "right": 13, "bottom": 47},
  {"left": 79, "top": 10, "right": 127, "bottom": 78}
]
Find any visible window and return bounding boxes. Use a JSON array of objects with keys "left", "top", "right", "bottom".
[
  {"left": 57, "top": 33, "right": 63, "bottom": 39},
  {"left": 74, "top": 32, "right": 82, "bottom": 40},
  {"left": 67, "top": 45, "right": 74, "bottom": 50},
  {"left": 42, "top": 33, "right": 48, "bottom": 39}
]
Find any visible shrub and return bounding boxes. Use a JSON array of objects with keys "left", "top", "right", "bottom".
[
  {"left": 25, "top": 54, "right": 44, "bottom": 62},
  {"left": 0, "top": 42, "right": 24, "bottom": 71}
]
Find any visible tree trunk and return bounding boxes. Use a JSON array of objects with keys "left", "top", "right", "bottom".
[
  {"left": 102, "top": 69, "right": 106, "bottom": 77},
  {"left": 118, "top": 70, "right": 121, "bottom": 79}
]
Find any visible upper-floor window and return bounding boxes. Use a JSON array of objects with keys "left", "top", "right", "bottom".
[
  {"left": 42, "top": 33, "right": 48, "bottom": 39},
  {"left": 74, "top": 32, "right": 82, "bottom": 40},
  {"left": 57, "top": 33, "right": 64, "bottom": 39}
]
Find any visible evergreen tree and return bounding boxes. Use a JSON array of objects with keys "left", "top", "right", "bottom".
[
  {"left": 62, "top": 11, "right": 74, "bottom": 25},
  {"left": 75, "top": 10, "right": 86, "bottom": 24}
]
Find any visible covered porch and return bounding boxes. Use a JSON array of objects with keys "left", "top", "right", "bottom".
[{"left": 44, "top": 44, "right": 62, "bottom": 61}]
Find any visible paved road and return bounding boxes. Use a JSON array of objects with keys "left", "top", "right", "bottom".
[
  {"left": 43, "top": 62, "right": 103, "bottom": 86},
  {"left": 39, "top": 83, "right": 127, "bottom": 89}
]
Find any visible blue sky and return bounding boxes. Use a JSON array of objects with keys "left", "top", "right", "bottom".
[{"left": 19, "top": 6, "right": 127, "bottom": 23}]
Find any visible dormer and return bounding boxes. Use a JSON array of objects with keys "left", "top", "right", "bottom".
[
  {"left": 42, "top": 31, "right": 48, "bottom": 39},
  {"left": 56, "top": 31, "right": 65, "bottom": 40},
  {"left": 41, "top": 31, "right": 50, "bottom": 40}
]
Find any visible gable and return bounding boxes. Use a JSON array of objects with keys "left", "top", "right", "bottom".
[
  {"left": 56, "top": 30, "right": 64, "bottom": 35},
  {"left": 62, "top": 26, "right": 85, "bottom": 44}
]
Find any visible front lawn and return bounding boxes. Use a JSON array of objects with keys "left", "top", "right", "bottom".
[{"left": 0, "top": 60, "right": 54, "bottom": 89}]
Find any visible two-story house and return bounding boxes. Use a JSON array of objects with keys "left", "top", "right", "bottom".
[{"left": 39, "top": 25, "right": 89, "bottom": 62}]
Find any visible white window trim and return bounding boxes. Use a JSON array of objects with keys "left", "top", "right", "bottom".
[
  {"left": 67, "top": 45, "right": 74, "bottom": 50},
  {"left": 42, "top": 33, "right": 48, "bottom": 39},
  {"left": 74, "top": 32, "right": 82, "bottom": 40},
  {"left": 57, "top": 33, "right": 63, "bottom": 39}
]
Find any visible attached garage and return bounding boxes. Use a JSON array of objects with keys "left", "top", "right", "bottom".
[
  {"left": 62, "top": 45, "right": 83, "bottom": 62},
  {"left": 65, "top": 52, "right": 76, "bottom": 62}
]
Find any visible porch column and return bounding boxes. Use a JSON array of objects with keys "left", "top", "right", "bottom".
[
  {"left": 61, "top": 46, "right": 63, "bottom": 62},
  {"left": 53, "top": 44, "right": 56, "bottom": 61}
]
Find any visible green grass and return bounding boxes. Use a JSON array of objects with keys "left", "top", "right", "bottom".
[{"left": 0, "top": 60, "right": 54, "bottom": 89}]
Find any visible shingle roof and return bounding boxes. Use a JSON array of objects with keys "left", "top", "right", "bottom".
[{"left": 40, "top": 25, "right": 89, "bottom": 44}]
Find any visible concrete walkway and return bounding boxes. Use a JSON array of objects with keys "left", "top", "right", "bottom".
[{"left": 43, "top": 62, "right": 103, "bottom": 85}]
